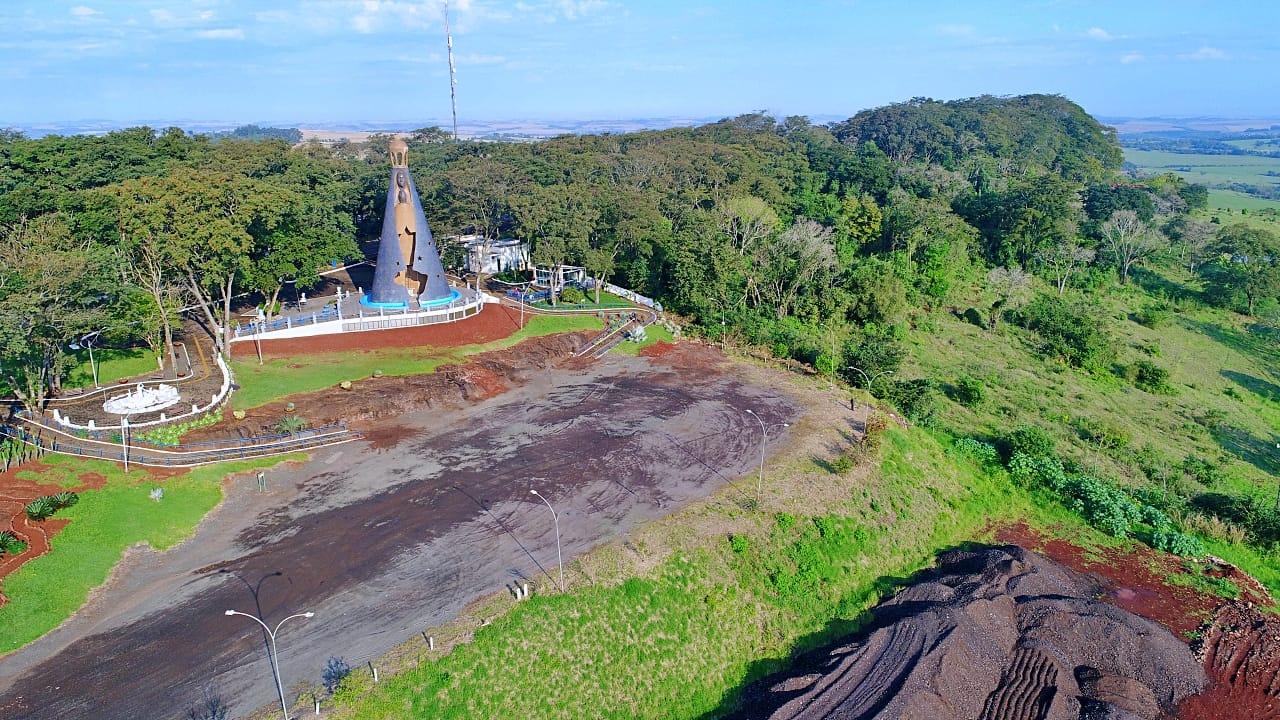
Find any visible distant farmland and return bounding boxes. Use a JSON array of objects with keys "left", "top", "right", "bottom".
[{"left": 1123, "top": 148, "right": 1280, "bottom": 214}]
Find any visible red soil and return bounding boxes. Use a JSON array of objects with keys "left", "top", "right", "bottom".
[
  {"left": 1178, "top": 602, "right": 1280, "bottom": 719},
  {"left": 995, "top": 522, "right": 1280, "bottom": 719},
  {"left": 229, "top": 303, "right": 522, "bottom": 358},
  {"left": 194, "top": 331, "right": 590, "bottom": 439},
  {"left": 638, "top": 340, "right": 678, "bottom": 358}
]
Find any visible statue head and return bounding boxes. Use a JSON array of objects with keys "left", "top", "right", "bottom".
[{"left": 389, "top": 137, "right": 409, "bottom": 167}]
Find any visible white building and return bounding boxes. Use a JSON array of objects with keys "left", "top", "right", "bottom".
[{"left": 458, "top": 234, "right": 530, "bottom": 275}]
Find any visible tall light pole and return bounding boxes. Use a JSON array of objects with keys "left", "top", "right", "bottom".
[
  {"left": 69, "top": 329, "right": 104, "bottom": 387},
  {"left": 225, "top": 609, "right": 314, "bottom": 720},
  {"left": 745, "top": 409, "right": 788, "bottom": 506},
  {"left": 529, "top": 489, "right": 563, "bottom": 590},
  {"left": 845, "top": 366, "right": 894, "bottom": 396}
]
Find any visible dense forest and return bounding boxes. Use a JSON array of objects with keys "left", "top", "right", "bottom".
[{"left": 1, "top": 93, "right": 1276, "bottom": 413}]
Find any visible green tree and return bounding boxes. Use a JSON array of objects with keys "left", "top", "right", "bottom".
[
  {"left": 1203, "top": 224, "right": 1280, "bottom": 316},
  {"left": 0, "top": 216, "right": 116, "bottom": 407}
]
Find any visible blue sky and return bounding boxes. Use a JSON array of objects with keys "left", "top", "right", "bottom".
[{"left": 2, "top": 1, "right": 1277, "bottom": 126}]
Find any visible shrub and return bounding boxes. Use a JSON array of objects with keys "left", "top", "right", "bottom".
[
  {"left": 828, "top": 453, "right": 856, "bottom": 474},
  {"left": 1134, "top": 303, "right": 1172, "bottom": 329},
  {"left": 1008, "top": 452, "right": 1068, "bottom": 491},
  {"left": 53, "top": 491, "right": 78, "bottom": 509},
  {"left": 1064, "top": 473, "right": 1142, "bottom": 538},
  {"left": 774, "top": 512, "right": 797, "bottom": 532},
  {"left": 728, "top": 534, "right": 750, "bottom": 554},
  {"left": 558, "top": 286, "right": 586, "bottom": 304},
  {"left": 1129, "top": 360, "right": 1175, "bottom": 394},
  {"left": 274, "top": 415, "right": 309, "bottom": 435},
  {"left": 882, "top": 379, "right": 941, "bottom": 426},
  {"left": 952, "top": 437, "right": 1001, "bottom": 467},
  {"left": 1150, "top": 526, "right": 1206, "bottom": 557},
  {"left": 1074, "top": 416, "right": 1130, "bottom": 450},
  {"left": 961, "top": 307, "right": 986, "bottom": 328},
  {"left": 1005, "top": 425, "right": 1056, "bottom": 459},
  {"left": 1016, "top": 294, "right": 1115, "bottom": 370},
  {"left": 771, "top": 342, "right": 791, "bottom": 360},
  {"left": 949, "top": 376, "right": 986, "bottom": 407},
  {"left": 322, "top": 656, "right": 351, "bottom": 695},
  {"left": 1182, "top": 456, "right": 1228, "bottom": 487},
  {"left": 841, "top": 327, "right": 905, "bottom": 390},
  {"left": 135, "top": 410, "right": 223, "bottom": 447}
]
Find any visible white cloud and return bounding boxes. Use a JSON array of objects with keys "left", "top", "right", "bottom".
[
  {"left": 935, "top": 23, "right": 975, "bottom": 37},
  {"left": 151, "top": 8, "right": 216, "bottom": 27},
  {"left": 1180, "top": 46, "right": 1227, "bottom": 61},
  {"left": 196, "top": 28, "right": 245, "bottom": 40},
  {"left": 555, "top": 0, "right": 606, "bottom": 20},
  {"left": 70, "top": 5, "right": 100, "bottom": 17},
  {"left": 459, "top": 52, "right": 506, "bottom": 65},
  {"left": 1120, "top": 51, "right": 1144, "bottom": 64},
  {"left": 1086, "top": 27, "right": 1114, "bottom": 41}
]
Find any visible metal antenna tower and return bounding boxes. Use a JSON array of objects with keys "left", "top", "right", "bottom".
[{"left": 443, "top": 0, "right": 459, "bottom": 140}]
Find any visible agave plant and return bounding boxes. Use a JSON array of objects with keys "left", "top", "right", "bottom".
[
  {"left": 25, "top": 496, "right": 57, "bottom": 521},
  {"left": 52, "top": 491, "right": 79, "bottom": 509},
  {"left": 274, "top": 415, "right": 309, "bottom": 435}
]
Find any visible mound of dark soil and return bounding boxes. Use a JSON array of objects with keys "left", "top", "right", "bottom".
[{"left": 736, "top": 545, "right": 1205, "bottom": 720}]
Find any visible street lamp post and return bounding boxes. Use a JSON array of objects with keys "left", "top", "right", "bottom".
[
  {"left": 845, "top": 366, "right": 894, "bottom": 396},
  {"left": 225, "top": 609, "right": 314, "bottom": 720},
  {"left": 529, "top": 489, "right": 563, "bottom": 590},
  {"left": 69, "top": 330, "right": 104, "bottom": 387},
  {"left": 745, "top": 409, "right": 788, "bottom": 506}
]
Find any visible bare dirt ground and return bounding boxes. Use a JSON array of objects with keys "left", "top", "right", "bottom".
[{"left": 0, "top": 343, "right": 800, "bottom": 720}]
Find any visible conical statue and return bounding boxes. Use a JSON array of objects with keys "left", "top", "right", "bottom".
[{"left": 363, "top": 137, "right": 453, "bottom": 308}]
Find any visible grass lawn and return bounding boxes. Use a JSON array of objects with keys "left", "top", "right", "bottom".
[
  {"left": 0, "top": 452, "right": 304, "bottom": 654},
  {"left": 611, "top": 323, "right": 675, "bottom": 356},
  {"left": 1124, "top": 148, "right": 1280, "bottom": 187},
  {"left": 330, "top": 425, "right": 1112, "bottom": 720},
  {"left": 533, "top": 290, "right": 636, "bottom": 310},
  {"left": 230, "top": 314, "right": 602, "bottom": 410},
  {"left": 65, "top": 347, "right": 161, "bottom": 389}
]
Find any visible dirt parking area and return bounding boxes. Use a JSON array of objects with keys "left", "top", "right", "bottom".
[{"left": 0, "top": 343, "right": 800, "bottom": 720}]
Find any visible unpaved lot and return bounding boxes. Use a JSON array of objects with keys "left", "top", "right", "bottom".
[{"left": 0, "top": 344, "right": 799, "bottom": 720}]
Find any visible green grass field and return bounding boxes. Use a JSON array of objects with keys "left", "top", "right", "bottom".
[
  {"left": 231, "top": 314, "right": 602, "bottom": 409},
  {"left": 0, "top": 453, "right": 303, "bottom": 653},
  {"left": 1123, "top": 148, "right": 1280, "bottom": 217},
  {"left": 534, "top": 290, "right": 636, "bottom": 310}
]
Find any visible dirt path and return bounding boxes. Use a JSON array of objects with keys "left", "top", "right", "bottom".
[{"left": 0, "top": 345, "right": 799, "bottom": 720}]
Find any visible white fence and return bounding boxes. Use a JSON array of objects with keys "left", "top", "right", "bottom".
[{"left": 584, "top": 279, "right": 663, "bottom": 312}]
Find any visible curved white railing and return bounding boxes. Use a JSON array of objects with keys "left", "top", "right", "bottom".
[{"left": 50, "top": 354, "right": 235, "bottom": 431}]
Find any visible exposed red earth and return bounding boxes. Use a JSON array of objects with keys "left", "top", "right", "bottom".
[
  {"left": 192, "top": 330, "right": 591, "bottom": 439},
  {"left": 228, "top": 302, "right": 530, "bottom": 358}
]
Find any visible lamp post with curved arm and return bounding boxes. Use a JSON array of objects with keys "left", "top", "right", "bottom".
[
  {"left": 745, "top": 409, "right": 789, "bottom": 506},
  {"left": 845, "top": 366, "right": 894, "bottom": 396},
  {"left": 530, "top": 489, "right": 563, "bottom": 590},
  {"left": 224, "top": 609, "right": 314, "bottom": 720}
]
